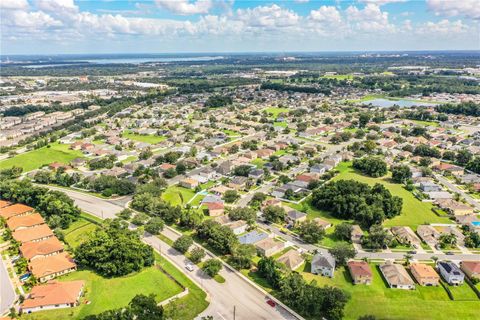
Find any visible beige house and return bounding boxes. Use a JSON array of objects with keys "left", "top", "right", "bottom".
[
  {"left": 255, "top": 238, "right": 284, "bottom": 257},
  {"left": 276, "top": 250, "right": 304, "bottom": 270},
  {"left": 380, "top": 262, "right": 415, "bottom": 290},
  {"left": 410, "top": 263, "right": 440, "bottom": 286},
  {"left": 179, "top": 178, "right": 199, "bottom": 189}
]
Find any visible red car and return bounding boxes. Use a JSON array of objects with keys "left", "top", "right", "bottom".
[{"left": 266, "top": 299, "right": 276, "bottom": 307}]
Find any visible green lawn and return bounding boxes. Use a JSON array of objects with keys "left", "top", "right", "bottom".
[
  {"left": 263, "top": 107, "right": 289, "bottom": 117},
  {"left": 322, "top": 74, "right": 355, "bottom": 80},
  {"left": 64, "top": 215, "right": 99, "bottom": 249},
  {"left": 251, "top": 158, "right": 266, "bottom": 168},
  {"left": 122, "top": 131, "right": 167, "bottom": 144},
  {"left": 222, "top": 129, "right": 240, "bottom": 137},
  {"left": 273, "top": 121, "right": 288, "bottom": 128},
  {"left": 298, "top": 264, "right": 479, "bottom": 320},
  {"left": 333, "top": 162, "right": 451, "bottom": 229},
  {"left": 0, "top": 142, "right": 84, "bottom": 172},
  {"left": 411, "top": 120, "right": 440, "bottom": 127},
  {"left": 162, "top": 186, "right": 196, "bottom": 206},
  {"left": 25, "top": 262, "right": 183, "bottom": 320}
]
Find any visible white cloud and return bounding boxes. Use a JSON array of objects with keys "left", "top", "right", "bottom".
[
  {"left": 236, "top": 4, "right": 300, "bottom": 28},
  {"left": 309, "top": 6, "right": 342, "bottom": 24},
  {"left": 155, "top": 0, "right": 213, "bottom": 15},
  {"left": 35, "top": 0, "right": 79, "bottom": 15},
  {"left": 4, "top": 10, "right": 62, "bottom": 28},
  {"left": 359, "top": 0, "right": 407, "bottom": 6},
  {"left": 346, "top": 4, "right": 395, "bottom": 33},
  {"left": 426, "top": 0, "right": 480, "bottom": 20},
  {"left": 416, "top": 19, "right": 469, "bottom": 36},
  {"left": 0, "top": 0, "right": 29, "bottom": 10}
]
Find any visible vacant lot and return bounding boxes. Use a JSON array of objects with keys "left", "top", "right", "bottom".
[
  {"left": 162, "top": 186, "right": 196, "bottom": 206},
  {"left": 0, "top": 142, "right": 84, "bottom": 172},
  {"left": 263, "top": 107, "right": 289, "bottom": 118},
  {"left": 122, "top": 130, "right": 167, "bottom": 144},
  {"left": 333, "top": 162, "right": 451, "bottom": 229}
]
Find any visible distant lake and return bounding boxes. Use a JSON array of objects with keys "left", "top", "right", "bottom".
[{"left": 361, "top": 98, "right": 437, "bottom": 108}]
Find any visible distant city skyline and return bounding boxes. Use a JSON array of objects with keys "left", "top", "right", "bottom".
[{"left": 1, "top": 0, "right": 479, "bottom": 54}]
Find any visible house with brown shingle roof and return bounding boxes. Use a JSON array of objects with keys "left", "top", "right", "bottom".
[
  {"left": 276, "top": 250, "right": 304, "bottom": 270},
  {"left": 410, "top": 263, "right": 440, "bottom": 286},
  {"left": 380, "top": 262, "right": 415, "bottom": 290},
  {"left": 347, "top": 261, "right": 373, "bottom": 285},
  {"left": 21, "top": 280, "right": 85, "bottom": 313},
  {"left": 13, "top": 224, "right": 54, "bottom": 244},
  {"left": 28, "top": 252, "right": 77, "bottom": 282},
  {"left": 0, "top": 203, "right": 34, "bottom": 220},
  {"left": 460, "top": 261, "right": 480, "bottom": 280},
  {"left": 20, "top": 238, "right": 64, "bottom": 261},
  {"left": 255, "top": 238, "right": 284, "bottom": 257},
  {"left": 6, "top": 213, "right": 45, "bottom": 231}
]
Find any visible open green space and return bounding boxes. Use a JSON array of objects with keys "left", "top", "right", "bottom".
[
  {"left": 411, "top": 120, "right": 440, "bottom": 127},
  {"left": 273, "top": 121, "right": 288, "bottom": 128},
  {"left": 222, "top": 129, "right": 240, "bottom": 137},
  {"left": 333, "top": 162, "right": 451, "bottom": 229},
  {"left": 322, "top": 74, "right": 355, "bottom": 80},
  {"left": 263, "top": 107, "right": 289, "bottom": 117},
  {"left": 162, "top": 186, "right": 196, "bottom": 206},
  {"left": 0, "top": 142, "right": 84, "bottom": 172},
  {"left": 122, "top": 130, "right": 167, "bottom": 144}
]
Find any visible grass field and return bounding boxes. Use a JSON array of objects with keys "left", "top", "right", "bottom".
[
  {"left": 26, "top": 214, "right": 208, "bottom": 320},
  {"left": 333, "top": 162, "right": 451, "bottom": 229},
  {"left": 263, "top": 107, "right": 289, "bottom": 118},
  {"left": 122, "top": 131, "right": 167, "bottom": 144},
  {"left": 162, "top": 186, "right": 196, "bottom": 206},
  {"left": 298, "top": 264, "right": 479, "bottom": 320},
  {"left": 273, "top": 121, "right": 288, "bottom": 128},
  {"left": 0, "top": 142, "right": 84, "bottom": 172},
  {"left": 64, "top": 214, "right": 100, "bottom": 249}
]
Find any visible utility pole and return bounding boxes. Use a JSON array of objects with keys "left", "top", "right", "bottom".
[{"left": 233, "top": 305, "right": 236, "bottom": 320}]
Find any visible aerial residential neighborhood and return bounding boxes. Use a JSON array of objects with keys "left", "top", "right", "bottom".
[{"left": 1, "top": 1, "right": 480, "bottom": 320}]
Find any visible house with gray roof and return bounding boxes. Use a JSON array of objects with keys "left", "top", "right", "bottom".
[
  {"left": 238, "top": 230, "right": 268, "bottom": 245},
  {"left": 438, "top": 261, "right": 464, "bottom": 285},
  {"left": 311, "top": 252, "right": 335, "bottom": 277}
]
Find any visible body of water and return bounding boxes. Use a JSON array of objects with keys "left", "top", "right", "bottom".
[{"left": 361, "top": 98, "right": 438, "bottom": 108}]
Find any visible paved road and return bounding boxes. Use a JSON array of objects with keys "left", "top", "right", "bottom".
[
  {"left": 143, "top": 234, "right": 296, "bottom": 320},
  {"left": 47, "top": 186, "right": 298, "bottom": 320},
  {"left": 0, "top": 256, "right": 16, "bottom": 315},
  {"left": 435, "top": 174, "right": 480, "bottom": 210}
]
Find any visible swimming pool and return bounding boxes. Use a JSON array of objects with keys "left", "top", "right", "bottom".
[{"left": 471, "top": 221, "right": 480, "bottom": 227}]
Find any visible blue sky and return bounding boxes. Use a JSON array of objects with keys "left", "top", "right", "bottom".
[{"left": 1, "top": 0, "right": 479, "bottom": 54}]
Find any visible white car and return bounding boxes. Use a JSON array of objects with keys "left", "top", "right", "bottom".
[{"left": 185, "top": 264, "right": 194, "bottom": 272}]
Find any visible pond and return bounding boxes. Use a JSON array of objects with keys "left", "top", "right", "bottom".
[{"left": 361, "top": 98, "right": 438, "bottom": 108}]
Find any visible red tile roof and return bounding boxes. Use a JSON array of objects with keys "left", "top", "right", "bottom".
[{"left": 21, "top": 280, "right": 84, "bottom": 309}]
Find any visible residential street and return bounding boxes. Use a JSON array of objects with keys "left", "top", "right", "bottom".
[
  {"left": 0, "top": 256, "right": 16, "bottom": 316},
  {"left": 435, "top": 174, "right": 480, "bottom": 210},
  {"left": 47, "top": 186, "right": 299, "bottom": 320}
]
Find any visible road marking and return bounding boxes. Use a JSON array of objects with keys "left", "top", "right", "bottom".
[{"left": 216, "top": 311, "right": 227, "bottom": 320}]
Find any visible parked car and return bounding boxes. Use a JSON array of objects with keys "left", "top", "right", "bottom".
[
  {"left": 185, "top": 264, "right": 194, "bottom": 272},
  {"left": 266, "top": 299, "right": 276, "bottom": 307}
]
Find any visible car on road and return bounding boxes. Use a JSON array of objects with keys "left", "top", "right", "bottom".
[
  {"left": 446, "top": 252, "right": 454, "bottom": 255},
  {"left": 185, "top": 264, "right": 194, "bottom": 272},
  {"left": 266, "top": 299, "right": 276, "bottom": 307}
]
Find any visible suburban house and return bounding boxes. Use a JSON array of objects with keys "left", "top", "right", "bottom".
[
  {"left": 179, "top": 178, "right": 199, "bottom": 189},
  {"left": 255, "top": 238, "right": 284, "bottom": 257},
  {"left": 351, "top": 225, "right": 364, "bottom": 243},
  {"left": 410, "top": 263, "right": 440, "bottom": 286},
  {"left": 390, "top": 226, "right": 422, "bottom": 248},
  {"left": 347, "top": 261, "right": 373, "bottom": 285},
  {"left": 226, "top": 220, "right": 248, "bottom": 235},
  {"left": 21, "top": 280, "right": 85, "bottom": 314},
  {"left": 0, "top": 203, "right": 35, "bottom": 220},
  {"left": 313, "top": 217, "right": 332, "bottom": 229},
  {"left": 437, "top": 261, "right": 465, "bottom": 285},
  {"left": 419, "top": 182, "right": 442, "bottom": 193},
  {"left": 0, "top": 200, "right": 12, "bottom": 208},
  {"left": 238, "top": 230, "right": 268, "bottom": 245},
  {"left": 228, "top": 176, "right": 248, "bottom": 190},
  {"left": 286, "top": 209, "right": 307, "bottom": 225},
  {"left": 28, "top": 252, "right": 77, "bottom": 283},
  {"left": 416, "top": 225, "right": 440, "bottom": 245},
  {"left": 13, "top": 224, "right": 54, "bottom": 244},
  {"left": 311, "top": 252, "right": 335, "bottom": 278},
  {"left": 6, "top": 213, "right": 45, "bottom": 231},
  {"left": 204, "top": 202, "right": 225, "bottom": 217},
  {"left": 380, "top": 262, "right": 415, "bottom": 290},
  {"left": 435, "top": 199, "right": 474, "bottom": 216},
  {"left": 20, "top": 237, "right": 64, "bottom": 261},
  {"left": 276, "top": 250, "right": 304, "bottom": 270},
  {"left": 460, "top": 261, "right": 480, "bottom": 280}
]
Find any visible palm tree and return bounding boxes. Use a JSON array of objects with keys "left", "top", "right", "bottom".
[{"left": 404, "top": 253, "right": 413, "bottom": 266}]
